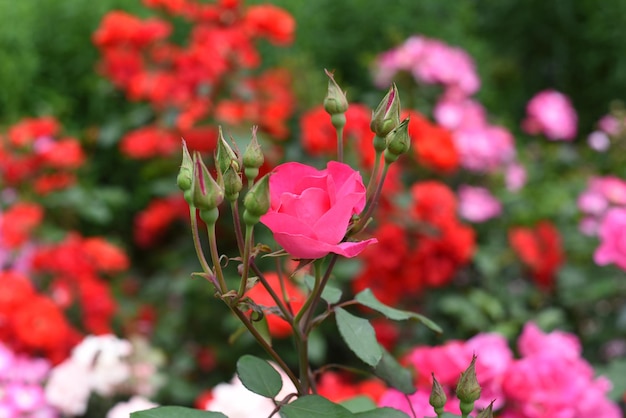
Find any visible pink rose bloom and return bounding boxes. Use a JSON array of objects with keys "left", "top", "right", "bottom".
[
  {"left": 458, "top": 185, "right": 502, "bottom": 223},
  {"left": 261, "top": 161, "right": 377, "bottom": 259},
  {"left": 594, "top": 208, "right": 626, "bottom": 270},
  {"left": 522, "top": 90, "right": 577, "bottom": 141},
  {"left": 452, "top": 125, "right": 515, "bottom": 172},
  {"left": 598, "top": 176, "right": 626, "bottom": 205},
  {"left": 434, "top": 96, "right": 486, "bottom": 131},
  {"left": 597, "top": 114, "right": 621, "bottom": 136},
  {"left": 404, "top": 341, "right": 472, "bottom": 387},
  {"left": 517, "top": 322, "right": 580, "bottom": 361}
]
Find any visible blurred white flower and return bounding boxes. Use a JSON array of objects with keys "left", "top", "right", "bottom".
[{"left": 106, "top": 396, "right": 158, "bottom": 418}]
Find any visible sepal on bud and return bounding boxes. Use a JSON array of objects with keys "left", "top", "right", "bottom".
[
  {"left": 216, "top": 127, "right": 240, "bottom": 175},
  {"left": 223, "top": 166, "right": 243, "bottom": 202},
  {"left": 177, "top": 140, "right": 193, "bottom": 193},
  {"left": 429, "top": 374, "right": 447, "bottom": 414},
  {"left": 383, "top": 117, "right": 411, "bottom": 164},
  {"left": 456, "top": 355, "right": 481, "bottom": 416},
  {"left": 370, "top": 84, "right": 401, "bottom": 137},
  {"left": 243, "top": 173, "right": 271, "bottom": 225},
  {"left": 243, "top": 126, "right": 264, "bottom": 182},
  {"left": 476, "top": 401, "right": 495, "bottom": 418},
  {"left": 191, "top": 151, "right": 224, "bottom": 212},
  {"left": 323, "top": 69, "right": 348, "bottom": 115}
]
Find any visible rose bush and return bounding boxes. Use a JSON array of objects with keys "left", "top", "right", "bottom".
[{"left": 260, "top": 161, "right": 377, "bottom": 259}]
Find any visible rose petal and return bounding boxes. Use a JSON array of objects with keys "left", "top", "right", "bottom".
[
  {"left": 261, "top": 212, "right": 315, "bottom": 239},
  {"left": 313, "top": 193, "right": 364, "bottom": 244},
  {"left": 279, "top": 188, "right": 330, "bottom": 224}
]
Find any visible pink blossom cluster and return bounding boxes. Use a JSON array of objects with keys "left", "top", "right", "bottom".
[
  {"left": 433, "top": 93, "right": 519, "bottom": 175},
  {"left": 522, "top": 90, "right": 578, "bottom": 141},
  {"left": 378, "top": 323, "right": 620, "bottom": 418},
  {"left": 374, "top": 36, "right": 480, "bottom": 96},
  {"left": 0, "top": 342, "right": 59, "bottom": 417},
  {"left": 458, "top": 185, "right": 503, "bottom": 223},
  {"left": 578, "top": 176, "right": 626, "bottom": 270}
]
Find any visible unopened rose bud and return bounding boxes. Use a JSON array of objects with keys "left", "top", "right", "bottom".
[
  {"left": 223, "top": 166, "right": 243, "bottom": 202},
  {"left": 323, "top": 69, "right": 348, "bottom": 116},
  {"left": 243, "top": 126, "right": 264, "bottom": 182},
  {"left": 456, "top": 355, "right": 481, "bottom": 416},
  {"left": 177, "top": 140, "right": 193, "bottom": 194},
  {"left": 370, "top": 84, "right": 400, "bottom": 137},
  {"left": 429, "top": 374, "right": 447, "bottom": 415},
  {"left": 216, "top": 127, "right": 240, "bottom": 175},
  {"left": 383, "top": 117, "right": 410, "bottom": 164},
  {"left": 243, "top": 173, "right": 270, "bottom": 226},
  {"left": 191, "top": 151, "right": 224, "bottom": 213},
  {"left": 476, "top": 401, "right": 495, "bottom": 418}
]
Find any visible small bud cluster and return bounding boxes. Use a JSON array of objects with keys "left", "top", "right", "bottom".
[
  {"left": 370, "top": 84, "right": 411, "bottom": 163},
  {"left": 177, "top": 127, "right": 270, "bottom": 226}
]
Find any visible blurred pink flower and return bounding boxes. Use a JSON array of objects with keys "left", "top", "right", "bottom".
[
  {"left": 522, "top": 90, "right": 577, "bottom": 141},
  {"left": 458, "top": 185, "right": 502, "bottom": 223},
  {"left": 587, "top": 131, "right": 611, "bottom": 152},
  {"left": 594, "top": 208, "right": 626, "bottom": 270},
  {"left": 434, "top": 96, "right": 486, "bottom": 131},
  {"left": 452, "top": 125, "right": 516, "bottom": 172},
  {"left": 505, "top": 163, "right": 527, "bottom": 192},
  {"left": 466, "top": 333, "right": 513, "bottom": 409},
  {"left": 404, "top": 341, "right": 472, "bottom": 388},
  {"left": 517, "top": 322, "right": 580, "bottom": 360},
  {"left": 374, "top": 35, "right": 480, "bottom": 95}
]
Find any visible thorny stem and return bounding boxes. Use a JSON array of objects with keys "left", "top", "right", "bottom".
[
  {"left": 231, "top": 200, "right": 244, "bottom": 254},
  {"left": 188, "top": 206, "right": 212, "bottom": 274},
  {"left": 229, "top": 305, "right": 302, "bottom": 394},
  {"left": 206, "top": 223, "right": 228, "bottom": 294},
  {"left": 237, "top": 224, "right": 254, "bottom": 298}
]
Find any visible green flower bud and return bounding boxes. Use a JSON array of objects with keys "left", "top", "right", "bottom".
[
  {"left": 243, "top": 126, "right": 264, "bottom": 182},
  {"left": 177, "top": 140, "right": 193, "bottom": 192},
  {"left": 323, "top": 69, "right": 348, "bottom": 115},
  {"left": 429, "top": 374, "right": 447, "bottom": 414},
  {"left": 216, "top": 127, "right": 240, "bottom": 175},
  {"left": 243, "top": 173, "right": 270, "bottom": 225},
  {"left": 383, "top": 117, "right": 411, "bottom": 164},
  {"left": 191, "top": 151, "right": 224, "bottom": 212},
  {"left": 456, "top": 355, "right": 481, "bottom": 411},
  {"left": 223, "top": 165, "right": 243, "bottom": 202},
  {"left": 370, "top": 84, "right": 400, "bottom": 137},
  {"left": 476, "top": 401, "right": 495, "bottom": 418}
]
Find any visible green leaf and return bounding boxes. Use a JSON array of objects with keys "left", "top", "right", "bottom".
[
  {"left": 355, "top": 289, "right": 442, "bottom": 334},
  {"left": 279, "top": 395, "right": 354, "bottom": 418},
  {"left": 354, "top": 407, "right": 410, "bottom": 418},
  {"left": 340, "top": 396, "right": 376, "bottom": 413},
  {"left": 335, "top": 307, "right": 382, "bottom": 367},
  {"left": 131, "top": 406, "right": 227, "bottom": 418},
  {"left": 236, "top": 355, "right": 282, "bottom": 398},
  {"left": 595, "top": 357, "right": 626, "bottom": 401},
  {"left": 372, "top": 348, "right": 416, "bottom": 395},
  {"left": 304, "top": 275, "right": 343, "bottom": 304}
]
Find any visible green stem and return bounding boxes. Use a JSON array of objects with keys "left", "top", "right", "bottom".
[
  {"left": 231, "top": 200, "right": 244, "bottom": 254},
  {"left": 351, "top": 162, "right": 390, "bottom": 236},
  {"left": 366, "top": 148, "right": 383, "bottom": 200},
  {"left": 336, "top": 125, "right": 344, "bottom": 163},
  {"left": 300, "top": 255, "right": 339, "bottom": 334},
  {"left": 229, "top": 305, "right": 302, "bottom": 394},
  {"left": 237, "top": 224, "right": 254, "bottom": 298},
  {"left": 250, "top": 263, "right": 294, "bottom": 323},
  {"left": 188, "top": 206, "right": 212, "bottom": 274},
  {"left": 206, "top": 222, "right": 228, "bottom": 294}
]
